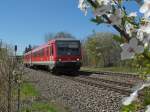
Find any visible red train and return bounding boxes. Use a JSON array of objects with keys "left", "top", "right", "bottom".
[{"left": 23, "top": 38, "right": 82, "bottom": 72}]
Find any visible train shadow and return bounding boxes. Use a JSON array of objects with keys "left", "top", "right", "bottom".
[
  {"left": 53, "top": 70, "right": 92, "bottom": 77},
  {"left": 27, "top": 65, "right": 92, "bottom": 77}
]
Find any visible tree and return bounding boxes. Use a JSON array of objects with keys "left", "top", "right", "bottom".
[
  {"left": 84, "top": 32, "right": 121, "bottom": 67},
  {"left": 24, "top": 44, "right": 32, "bottom": 53},
  {"left": 55, "top": 32, "right": 75, "bottom": 39},
  {"left": 44, "top": 32, "right": 76, "bottom": 42},
  {"left": 45, "top": 33, "right": 55, "bottom": 42},
  {"left": 0, "top": 41, "right": 18, "bottom": 112}
]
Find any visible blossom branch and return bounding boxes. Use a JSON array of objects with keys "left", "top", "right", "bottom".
[{"left": 103, "top": 14, "right": 130, "bottom": 41}]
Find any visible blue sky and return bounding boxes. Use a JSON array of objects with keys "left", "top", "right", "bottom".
[{"left": 0, "top": 0, "right": 139, "bottom": 55}]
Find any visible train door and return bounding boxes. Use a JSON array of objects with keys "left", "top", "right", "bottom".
[
  {"left": 50, "top": 44, "right": 54, "bottom": 61},
  {"left": 29, "top": 51, "right": 32, "bottom": 66},
  {"left": 46, "top": 46, "right": 50, "bottom": 62},
  {"left": 49, "top": 44, "right": 54, "bottom": 69}
]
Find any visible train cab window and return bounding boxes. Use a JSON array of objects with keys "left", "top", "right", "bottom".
[{"left": 57, "top": 41, "right": 80, "bottom": 56}]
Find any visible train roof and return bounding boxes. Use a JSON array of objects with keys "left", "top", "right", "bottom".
[{"left": 49, "top": 38, "right": 79, "bottom": 43}]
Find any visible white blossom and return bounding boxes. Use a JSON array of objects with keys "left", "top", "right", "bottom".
[
  {"left": 128, "top": 12, "right": 137, "bottom": 17},
  {"left": 94, "top": 4, "right": 111, "bottom": 16},
  {"left": 138, "top": 23, "right": 150, "bottom": 46},
  {"left": 97, "top": 0, "right": 111, "bottom": 5},
  {"left": 78, "top": 0, "right": 89, "bottom": 15},
  {"left": 137, "top": 29, "right": 150, "bottom": 47},
  {"left": 146, "top": 105, "right": 150, "bottom": 112},
  {"left": 125, "top": 23, "right": 134, "bottom": 37},
  {"left": 140, "top": 0, "right": 150, "bottom": 18},
  {"left": 109, "top": 9, "right": 123, "bottom": 26},
  {"left": 137, "top": 29, "right": 144, "bottom": 41},
  {"left": 109, "top": 15, "right": 121, "bottom": 26},
  {"left": 121, "top": 38, "right": 144, "bottom": 60},
  {"left": 141, "top": 23, "right": 150, "bottom": 34}
]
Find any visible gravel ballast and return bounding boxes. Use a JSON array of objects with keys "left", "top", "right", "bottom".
[{"left": 25, "top": 68, "right": 139, "bottom": 112}]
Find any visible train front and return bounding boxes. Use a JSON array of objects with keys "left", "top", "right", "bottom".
[{"left": 54, "top": 39, "right": 82, "bottom": 72}]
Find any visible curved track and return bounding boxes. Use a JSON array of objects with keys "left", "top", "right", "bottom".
[{"left": 61, "top": 75, "right": 132, "bottom": 96}]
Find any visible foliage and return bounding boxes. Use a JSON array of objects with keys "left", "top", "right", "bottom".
[
  {"left": 121, "top": 102, "right": 142, "bottom": 112},
  {"left": 22, "top": 102, "right": 60, "bottom": 112},
  {"left": 44, "top": 32, "right": 76, "bottom": 42},
  {"left": 143, "top": 87, "right": 150, "bottom": 106},
  {"left": 83, "top": 32, "right": 121, "bottom": 67},
  {"left": 24, "top": 44, "right": 32, "bottom": 53},
  {"left": 13, "top": 83, "right": 39, "bottom": 100},
  {"left": 0, "top": 40, "right": 21, "bottom": 111}
]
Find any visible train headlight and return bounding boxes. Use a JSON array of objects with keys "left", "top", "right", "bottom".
[
  {"left": 58, "top": 59, "right": 61, "bottom": 61},
  {"left": 77, "top": 58, "right": 80, "bottom": 61}
]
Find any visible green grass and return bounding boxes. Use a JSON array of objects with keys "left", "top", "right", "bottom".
[
  {"left": 81, "top": 66, "right": 140, "bottom": 74},
  {"left": 121, "top": 102, "right": 142, "bottom": 112},
  {"left": 15, "top": 83, "right": 69, "bottom": 112},
  {"left": 143, "top": 87, "right": 150, "bottom": 106},
  {"left": 13, "top": 83, "right": 39, "bottom": 100},
  {"left": 22, "top": 102, "right": 64, "bottom": 112}
]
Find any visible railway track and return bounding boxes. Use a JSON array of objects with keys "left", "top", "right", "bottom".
[
  {"left": 31, "top": 68, "right": 143, "bottom": 96},
  {"left": 78, "top": 76, "right": 134, "bottom": 88},
  {"left": 61, "top": 71, "right": 134, "bottom": 95},
  {"left": 79, "top": 70, "right": 141, "bottom": 79},
  {"left": 61, "top": 75, "right": 133, "bottom": 96}
]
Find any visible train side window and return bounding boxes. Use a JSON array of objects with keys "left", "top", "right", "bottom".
[
  {"left": 34, "top": 52, "right": 36, "bottom": 57},
  {"left": 41, "top": 49, "right": 43, "bottom": 56},
  {"left": 50, "top": 46, "right": 53, "bottom": 56},
  {"left": 40, "top": 49, "right": 43, "bottom": 56},
  {"left": 46, "top": 47, "right": 49, "bottom": 56},
  {"left": 41, "top": 49, "right": 44, "bottom": 56},
  {"left": 42, "top": 49, "right": 45, "bottom": 56}
]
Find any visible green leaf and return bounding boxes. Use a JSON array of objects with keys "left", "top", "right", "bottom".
[
  {"left": 113, "top": 35, "right": 124, "bottom": 43},
  {"left": 91, "top": 16, "right": 104, "bottom": 25}
]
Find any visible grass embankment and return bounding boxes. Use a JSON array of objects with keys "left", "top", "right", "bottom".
[
  {"left": 81, "top": 66, "right": 141, "bottom": 74},
  {"left": 14, "top": 83, "right": 67, "bottom": 112}
]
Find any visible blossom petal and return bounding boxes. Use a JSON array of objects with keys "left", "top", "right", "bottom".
[
  {"left": 137, "top": 30, "right": 144, "bottom": 41},
  {"left": 121, "top": 51, "right": 135, "bottom": 60},
  {"left": 78, "top": 0, "right": 89, "bottom": 15},
  {"left": 120, "top": 43, "right": 129, "bottom": 51},
  {"left": 129, "top": 38, "right": 138, "bottom": 49},
  {"left": 142, "top": 23, "right": 150, "bottom": 33},
  {"left": 144, "top": 0, "right": 150, "bottom": 4},
  {"left": 140, "top": 3, "right": 149, "bottom": 13},
  {"left": 135, "top": 45, "right": 144, "bottom": 54},
  {"left": 94, "top": 5, "right": 111, "bottom": 16},
  {"left": 128, "top": 12, "right": 137, "bottom": 17}
]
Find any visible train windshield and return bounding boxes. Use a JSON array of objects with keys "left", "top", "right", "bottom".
[{"left": 57, "top": 41, "right": 80, "bottom": 56}]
